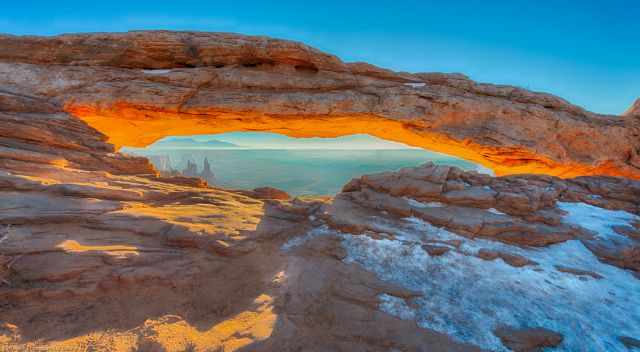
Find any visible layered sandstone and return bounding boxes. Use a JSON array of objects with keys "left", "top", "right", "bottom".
[
  {"left": 1, "top": 31, "right": 640, "bottom": 351},
  {"left": 319, "top": 163, "right": 640, "bottom": 350},
  {"left": 626, "top": 98, "right": 640, "bottom": 117},
  {"left": 0, "top": 112, "right": 481, "bottom": 351},
  {"left": 328, "top": 162, "right": 640, "bottom": 273},
  {"left": 0, "top": 31, "right": 639, "bottom": 179}
]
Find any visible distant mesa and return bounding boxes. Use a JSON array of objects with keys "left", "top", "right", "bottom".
[{"left": 150, "top": 137, "right": 241, "bottom": 149}]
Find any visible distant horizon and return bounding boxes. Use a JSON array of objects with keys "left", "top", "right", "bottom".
[
  {"left": 131, "top": 133, "right": 420, "bottom": 151},
  {"left": 129, "top": 147, "right": 420, "bottom": 151},
  {"left": 123, "top": 146, "right": 489, "bottom": 195},
  {"left": 1, "top": 1, "right": 638, "bottom": 115}
]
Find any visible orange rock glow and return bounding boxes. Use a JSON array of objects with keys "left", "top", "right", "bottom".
[{"left": 67, "top": 103, "right": 640, "bottom": 180}]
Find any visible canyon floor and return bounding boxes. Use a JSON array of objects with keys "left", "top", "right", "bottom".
[{"left": 1, "top": 31, "right": 640, "bottom": 351}]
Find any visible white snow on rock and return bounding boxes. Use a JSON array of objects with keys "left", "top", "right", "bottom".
[
  {"left": 487, "top": 208, "right": 506, "bottom": 215},
  {"left": 142, "top": 69, "right": 172, "bottom": 75},
  {"left": 340, "top": 213, "right": 640, "bottom": 351},
  {"left": 0, "top": 225, "right": 11, "bottom": 245},
  {"left": 281, "top": 225, "right": 334, "bottom": 251},
  {"left": 404, "top": 82, "right": 426, "bottom": 88},
  {"left": 558, "top": 201, "right": 638, "bottom": 242},
  {"left": 378, "top": 293, "right": 416, "bottom": 320},
  {"left": 405, "top": 198, "right": 445, "bottom": 208}
]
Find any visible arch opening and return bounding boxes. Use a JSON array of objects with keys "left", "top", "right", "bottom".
[
  {"left": 71, "top": 108, "right": 609, "bottom": 180},
  {"left": 122, "top": 132, "right": 488, "bottom": 196}
]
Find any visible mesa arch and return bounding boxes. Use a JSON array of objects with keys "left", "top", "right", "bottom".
[
  {"left": 1, "top": 31, "right": 639, "bottom": 179},
  {"left": 2, "top": 31, "right": 640, "bottom": 352}
]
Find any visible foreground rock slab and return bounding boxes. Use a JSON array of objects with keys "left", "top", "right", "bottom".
[
  {"left": 311, "top": 163, "right": 639, "bottom": 351},
  {"left": 494, "top": 326, "right": 563, "bottom": 352},
  {"left": 2, "top": 155, "right": 639, "bottom": 350}
]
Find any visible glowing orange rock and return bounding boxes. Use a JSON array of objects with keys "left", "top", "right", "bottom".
[{"left": 0, "top": 31, "right": 638, "bottom": 180}]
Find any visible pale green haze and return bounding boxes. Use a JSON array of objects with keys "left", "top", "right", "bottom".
[
  {"left": 124, "top": 133, "right": 485, "bottom": 196},
  {"left": 154, "top": 133, "right": 418, "bottom": 150}
]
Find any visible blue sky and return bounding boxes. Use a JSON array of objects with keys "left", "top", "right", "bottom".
[{"left": 2, "top": 1, "right": 639, "bottom": 114}]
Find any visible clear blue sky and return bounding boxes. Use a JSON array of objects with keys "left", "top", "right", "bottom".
[{"left": 2, "top": 0, "right": 638, "bottom": 115}]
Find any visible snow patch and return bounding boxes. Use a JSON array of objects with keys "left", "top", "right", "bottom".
[
  {"left": 281, "top": 225, "right": 333, "bottom": 251},
  {"left": 404, "top": 82, "right": 426, "bottom": 88},
  {"left": 378, "top": 294, "right": 416, "bottom": 320},
  {"left": 0, "top": 225, "right": 10, "bottom": 245},
  {"left": 142, "top": 69, "right": 172, "bottom": 75},
  {"left": 487, "top": 208, "right": 506, "bottom": 215},
  {"left": 558, "top": 202, "right": 638, "bottom": 242},
  {"left": 405, "top": 198, "right": 444, "bottom": 208},
  {"left": 341, "top": 216, "right": 640, "bottom": 351}
]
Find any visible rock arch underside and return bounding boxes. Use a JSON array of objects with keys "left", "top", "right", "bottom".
[{"left": 1, "top": 31, "right": 640, "bottom": 351}]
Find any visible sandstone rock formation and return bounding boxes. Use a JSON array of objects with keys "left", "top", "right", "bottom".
[
  {"left": 180, "top": 157, "right": 215, "bottom": 184},
  {"left": 1, "top": 30, "right": 640, "bottom": 351},
  {"left": 626, "top": 98, "right": 640, "bottom": 117},
  {"left": 328, "top": 162, "right": 640, "bottom": 273},
  {"left": 0, "top": 31, "right": 639, "bottom": 179},
  {"left": 494, "top": 326, "right": 563, "bottom": 352},
  {"left": 247, "top": 187, "right": 291, "bottom": 200},
  {"left": 320, "top": 163, "right": 640, "bottom": 351}
]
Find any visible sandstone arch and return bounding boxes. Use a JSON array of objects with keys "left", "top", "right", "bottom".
[
  {"left": 1, "top": 31, "right": 639, "bottom": 179},
  {"left": 2, "top": 31, "right": 640, "bottom": 352}
]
